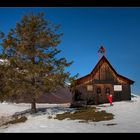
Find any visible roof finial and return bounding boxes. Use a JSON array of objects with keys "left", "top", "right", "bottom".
[{"left": 98, "top": 46, "right": 106, "bottom": 60}]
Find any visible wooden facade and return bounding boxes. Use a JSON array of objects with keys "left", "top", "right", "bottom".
[{"left": 71, "top": 56, "right": 134, "bottom": 106}]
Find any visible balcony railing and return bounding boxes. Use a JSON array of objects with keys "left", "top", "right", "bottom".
[{"left": 92, "top": 79, "right": 115, "bottom": 84}]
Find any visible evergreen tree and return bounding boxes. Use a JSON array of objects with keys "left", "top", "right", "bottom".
[{"left": 0, "top": 12, "right": 76, "bottom": 113}]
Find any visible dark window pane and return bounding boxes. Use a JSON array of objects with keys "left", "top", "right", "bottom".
[
  {"left": 106, "top": 88, "right": 110, "bottom": 94},
  {"left": 97, "top": 87, "right": 101, "bottom": 94}
]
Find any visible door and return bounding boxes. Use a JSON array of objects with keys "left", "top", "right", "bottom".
[
  {"left": 94, "top": 87, "right": 101, "bottom": 104},
  {"left": 95, "top": 84, "right": 113, "bottom": 104},
  {"left": 104, "top": 84, "right": 114, "bottom": 102},
  {"left": 96, "top": 86, "right": 105, "bottom": 104}
]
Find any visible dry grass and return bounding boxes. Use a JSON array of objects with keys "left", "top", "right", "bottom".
[
  {"left": 55, "top": 107, "right": 114, "bottom": 122},
  {"left": 3, "top": 116, "right": 27, "bottom": 125}
]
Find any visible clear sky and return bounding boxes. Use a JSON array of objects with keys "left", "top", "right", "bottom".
[{"left": 0, "top": 7, "right": 140, "bottom": 95}]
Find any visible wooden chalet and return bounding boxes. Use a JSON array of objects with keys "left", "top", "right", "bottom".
[{"left": 71, "top": 47, "right": 134, "bottom": 106}]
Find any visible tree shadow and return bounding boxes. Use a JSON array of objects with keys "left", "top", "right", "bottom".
[{"left": 12, "top": 106, "right": 75, "bottom": 117}]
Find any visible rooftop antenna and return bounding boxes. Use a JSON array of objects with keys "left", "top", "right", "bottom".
[{"left": 98, "top": 46, "right": 106, "bottom": 61}]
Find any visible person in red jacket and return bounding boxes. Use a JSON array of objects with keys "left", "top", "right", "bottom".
[{"left": 107, "top": 93, "right": 113, "bottom": 106}]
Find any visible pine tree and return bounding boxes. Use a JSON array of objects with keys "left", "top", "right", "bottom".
[{"left": 0, "top": 12, "right": 76, "bottom": 113}]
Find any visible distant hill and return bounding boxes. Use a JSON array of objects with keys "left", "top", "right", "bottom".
[
  {"left": 0, "top": 59, "right": 72, "bottom": 104},
  {"left": 12, "top": 86, "right": 72, "bottom": 104}
]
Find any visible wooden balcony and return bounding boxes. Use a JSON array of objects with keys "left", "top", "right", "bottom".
[{"left": 92, "top": 79, "right": 115, "bottom": 84}]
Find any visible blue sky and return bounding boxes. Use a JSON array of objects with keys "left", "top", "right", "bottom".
[{"left": 0, "top": 8, "right": 140, "bottom": 94}]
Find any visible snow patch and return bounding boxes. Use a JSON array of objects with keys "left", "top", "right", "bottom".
[{"left": 0, "top": 96, "right": 140, "bottom": 132}]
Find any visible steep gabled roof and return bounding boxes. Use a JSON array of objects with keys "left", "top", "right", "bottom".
[{"left": 77, "top": 56, "right": 134, "bottom": 84}]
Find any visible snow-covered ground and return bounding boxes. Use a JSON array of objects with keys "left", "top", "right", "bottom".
[{"left": 0, "top": 95, "right": 140, "bottom": 133}]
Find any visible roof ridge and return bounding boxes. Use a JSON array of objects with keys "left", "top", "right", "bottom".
[{"left": 77, "top": 56, "right": 134, "bottom": 84}]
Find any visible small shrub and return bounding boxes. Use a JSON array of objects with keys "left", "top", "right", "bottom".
[
  {"left": 48, "top": 116, "right": 52, "bottom": 119},
  {"left": 105, "top": 123, "right": 117, "bottom": 126}
]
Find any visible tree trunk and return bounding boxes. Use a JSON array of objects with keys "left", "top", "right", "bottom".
[
  {"left": 71, "top": 91, "right": 75, "bottom": 103},
  {"left": 95, "top": 94, "right": 99, "bottom": 105},
  {"left": 31, "top": 98, "right": 37, "bottom": 113}
]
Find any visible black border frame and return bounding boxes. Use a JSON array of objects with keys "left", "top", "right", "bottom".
[{"left": 0, "top": 0, "right": 139, "bottom": 7}]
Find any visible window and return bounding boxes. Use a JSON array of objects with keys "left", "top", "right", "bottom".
[
  {"left": 87, "top": 85, "right": 93, "bottom": 91},
  {"left": 114, "top": 85, "right": 122, "bottom": 91},
  {"left": 96, "top": 87, "right": 101, "bottom": 94},
  {"left": 106, "top": 88, "right": 110, "bottom": 94}
]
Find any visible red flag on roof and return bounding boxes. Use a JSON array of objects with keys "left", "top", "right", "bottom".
[{"left": 98, "top": 46, "right": 105, "bottom": 54}]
